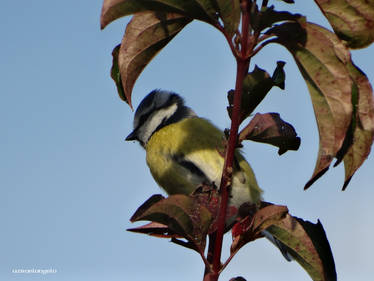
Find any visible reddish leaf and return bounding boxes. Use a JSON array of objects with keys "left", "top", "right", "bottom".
[
  {"left": 117, "top": 12, "right": 191, "bottom": 108},
  {"left": 314, "top": 0, "right": 374, "bottom": 49},
  {"left": 127, "top": 221, "right": 181, "bottom": 238},
  {"left": 191, "top": 185, "right": 238, "bottom": 233},
  {"left": 231, "top": 203, "right": 289, "bottom": 253},
  {"left": 130, "top": 194, "right": 165, "bottom": 222},
  {"left": 130, "top": 194, "right": 213, "bottom": 249},
  {"left": 238, "top": 113, "right": 301, "bottom": 155},
  {"left": 100, "top": 0, "right": 218, "bottom": 29}
]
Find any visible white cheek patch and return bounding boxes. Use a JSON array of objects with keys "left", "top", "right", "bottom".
[{"left": 138, "top": 103, "right": 178, "bottom": 145}]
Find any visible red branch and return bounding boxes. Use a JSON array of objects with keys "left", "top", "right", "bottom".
[{"left": 206, "top": 1, "right": 253, "bottom": 280}]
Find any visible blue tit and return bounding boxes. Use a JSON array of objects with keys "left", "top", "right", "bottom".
[{"left": 126, "top": 89, "right": 292, "bottom": 261}]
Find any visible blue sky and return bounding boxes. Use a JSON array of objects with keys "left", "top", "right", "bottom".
[{"left": 1, "top": 1, "right": 373, "bottom": 281}]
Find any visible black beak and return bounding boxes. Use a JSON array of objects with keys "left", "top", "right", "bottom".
[{"left": 125, "top": 129, "right": 137, "bottom": 141}]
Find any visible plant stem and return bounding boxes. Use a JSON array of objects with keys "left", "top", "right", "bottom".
[{"left": 207, "top": 1, "right": 252, "bottom": 280}]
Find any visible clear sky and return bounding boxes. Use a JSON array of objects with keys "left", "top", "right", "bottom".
[{"left": 1, "top": 1, "right": 373, "bottom": 281}]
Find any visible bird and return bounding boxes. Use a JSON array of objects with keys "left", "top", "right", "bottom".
[{"left": 126, "top": 89, "right": 292, "bottom": 261}]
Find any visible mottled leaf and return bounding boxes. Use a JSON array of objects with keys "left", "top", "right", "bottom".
[
  {"left": 117, "top": 12, "right": 191, "bottom": 108},
  {"left": 130, "top": 194, "right": 213, "bottom": 248},
  {"left": 100, "top": 0, "right": 218, "bottom": 29},
  {"left": 238, "top": 113, "right": 301, "bottom": 155},
  {"left": 314, "top": 0, "right": 374, "bottom": 49},
  {"left": 268, "top": 22, "right": 354, "bottom": 188},
  {"left": 314, "top": 24, "right": 374, "bottom": 189},
  {"left": 216, "top": 0, "right": 240, "bottom": 37},
  {"left": 267, "top": 217, "right": 337, "bottom": 281},
  {"left": 342, "top": 62, "right": 374, "bottom": 189}
]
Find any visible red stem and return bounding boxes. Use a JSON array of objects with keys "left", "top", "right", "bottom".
[{"left": 207, "top": 1, "right": 252, "bottom": 280}]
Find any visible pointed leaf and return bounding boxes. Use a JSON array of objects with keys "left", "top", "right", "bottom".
[
  {"left": 216, "top": 0, "right": 240, "bottom": 38},
  {"left": 301, "top": 24, "right": 373, "bottom": 189},
  {"left": 117, "top": 12, "right": 191, "bottom": 107},
  {"left": 101, "top": 0, "right": 218, "bottom": 29},
  {"left": 268, "top": 22, "right": 355, "bottom": 188},
  {"left": 238, "top": 113, "right": 301, "bottom": 155},
  {"left": 342, "top": 62, "right": 374, "bottom": 189},
  {"left": 127, "top": 221, "right": 181, "bottom": 238},
  {"left": 314, "top": 0, "right": 374, "bottom": 49},
  {"left": 267, "top": 216, "right": 337, "bottom": 281},
  {"left": 316, "top": 18, "right": 374, "bottom": 188},
  {"left": 227, "top": 65, "right": 274, "bottom": 122},
  {"left": 130, "top": 194, "right": 165, "bottom": 221}
]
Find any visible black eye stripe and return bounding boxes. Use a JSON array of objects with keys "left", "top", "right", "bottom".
[{"left": 137, "top": 110, "right": 153, "bottom": 129}]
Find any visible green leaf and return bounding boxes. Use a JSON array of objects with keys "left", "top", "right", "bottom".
[
  {"left": 268, "top": 22, "right": 356, "bottom": 189},
  {"left": 117, "top": 12, "right": 191, "bottom": 108},
  {"left": 100, "top": 0, "right": 218, "bottom": 29},
  {"left": 267, "top": 216, "right": 337, "bottom": 281},
  {"left": 216, "top": 0, "right": 240, "bottom": 38},
  {"left": 314, "top": 0, "right": 374, "bottom": 49},
  {"left": 238, "top": 113, "right": 301, "bottom": 155},
  {"left": 130, "top": 194, "right": 213, "bottom": 249},
  {"left": 272, "top": 60, "right": 286, "bottom": 89}
]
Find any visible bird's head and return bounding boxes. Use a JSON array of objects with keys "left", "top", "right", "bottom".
[{"left": 126, "top": 90, "right": 196, "bottom": 147}]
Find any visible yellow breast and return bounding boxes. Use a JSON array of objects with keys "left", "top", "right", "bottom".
[{"left": 145, "top": 117, "right": 262, "bottom": 207}]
